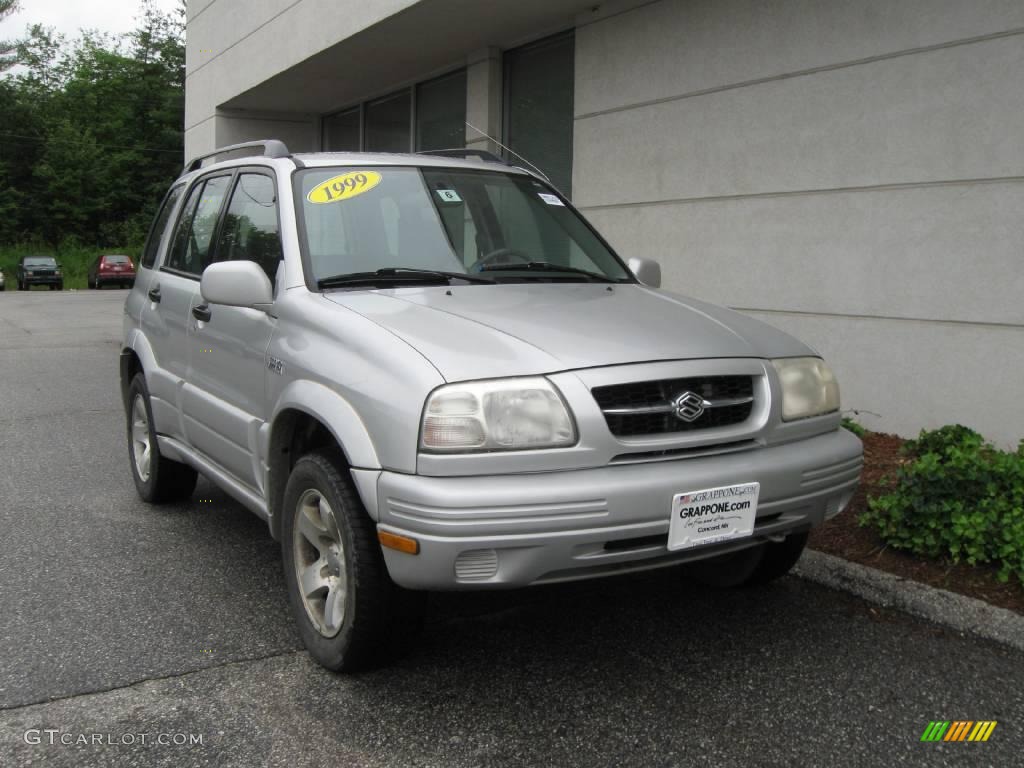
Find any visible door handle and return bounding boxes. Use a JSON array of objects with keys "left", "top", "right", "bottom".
[
  {"left": 192, "top": 304, "right": 212, "bottom": 322},
  {"left": 147, "top": 285, "right": 161, "bottom": 302}
]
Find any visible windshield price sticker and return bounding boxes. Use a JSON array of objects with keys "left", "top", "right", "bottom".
[
  {"left": 538, "top": 192, "right": 564, "bottom": 206},
  {"left": 307, "top": 171, "right": 382, "bottom": 204},
  {"left": 435, "top": 188, "right": 462, "bottom": 203},
  {"left": 668, "top": 482, "right": 759, "bottom": 551}
]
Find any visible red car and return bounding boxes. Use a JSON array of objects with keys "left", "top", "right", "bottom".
[{"left": 88, "top": 254, "right": 136, "bottom": 289}]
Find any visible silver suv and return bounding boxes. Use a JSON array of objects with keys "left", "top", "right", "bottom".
[{"left": 121, "top": 141, "right": 862, "bottom": 671}]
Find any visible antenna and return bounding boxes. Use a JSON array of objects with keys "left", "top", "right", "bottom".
[{"left": 465, "top": 121, "right": 550, "bottom": 181}]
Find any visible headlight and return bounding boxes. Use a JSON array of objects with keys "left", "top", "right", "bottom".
[
  {"left": 772, "top": 357, "right": 840, "bottom": 421},
  {"left": 421, "top": 377, "right": 576, "bottom": 452}
]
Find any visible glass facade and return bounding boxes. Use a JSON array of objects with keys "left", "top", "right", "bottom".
[
  {"left": 415, "top": 69, "right": 467, "bottom": 151},
  {"left": 322, "top": 107, "right": 360, "bottom": 151},
  {"left": 324, "top": 69, "right": 467, "bottom": 153},
  {"left": 364, "top": 90, "right": 411, "bottom": 153},
  {"left": 503, "top": 32, "right": 575, "bottom": 195}
]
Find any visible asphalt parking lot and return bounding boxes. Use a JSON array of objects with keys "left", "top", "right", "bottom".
[{"left": 0, "top": 289, "right": 1021, "bottom": 767}]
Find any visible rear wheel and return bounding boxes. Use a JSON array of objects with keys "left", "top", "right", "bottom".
[
  {"left": 688, "top": 531, "right": 808, "bottom": 588},
  {"left": 126, "top": 373, "right": 197, "bottom": 503},
  {"left": 281, "top": 451, "right": 424, "bottom": 672}
]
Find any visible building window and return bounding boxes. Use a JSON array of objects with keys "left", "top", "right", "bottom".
[
  {"left": 323, "top": 107, "right": 360, "bottom": 151},
  {"left": 323, "top": 69, "right": 467, "bottom": 153},
  {"left": 364, "top": 89, "right": 412, "bottom": 152},
  {"left": 503, "top": 31, "right": 575, "bottom": 195},
  {"left": 415, "top": 69, "right": 467, "bottom": 151}
]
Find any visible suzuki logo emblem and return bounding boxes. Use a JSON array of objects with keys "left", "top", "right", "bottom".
[{"left": 672, "top": 391, "right": 707, "bottom": 422}]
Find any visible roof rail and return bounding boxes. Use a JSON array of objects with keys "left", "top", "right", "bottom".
[
  {"left": 183, "top": 140, "right": 291, "bottom": 174},
  {"left": 416, "top": 148, "right": 510, "bottom": 165}
]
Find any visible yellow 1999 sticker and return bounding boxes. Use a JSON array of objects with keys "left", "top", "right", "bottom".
[{"left": 307, "top": 171, "right": 382, "bottom": 204}]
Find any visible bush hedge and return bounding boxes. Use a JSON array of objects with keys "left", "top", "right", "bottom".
[{"left": 859, "top": 425, "right": 1024, "bottom": 584}]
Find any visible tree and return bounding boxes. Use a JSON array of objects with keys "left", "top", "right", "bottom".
[
  {"left": 0, "top": 0, "right": 20, "bottom": 72},
  {"left": 0, "top": 1, "right": 185, "bottom": 247}
]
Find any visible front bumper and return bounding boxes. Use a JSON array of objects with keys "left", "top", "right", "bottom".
[
  {"left": 374, "top": 428, "right": 862, "bottom": 590},
  {"left": 23, "top": 275, "right": 62, "bottom": 286}
]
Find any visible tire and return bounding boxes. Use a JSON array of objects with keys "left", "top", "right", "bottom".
[
  {"left": 56, "top": 282, "right": 63, "bottom": 291},
  {"left": 687, "top": 531, "right": 808, "bottom": 588},
  {"left": 126, "top": 372, "right": 198, "bottom": 503},
  {"left": 281, "top": 450, "right": 425, "bottom": 672}
]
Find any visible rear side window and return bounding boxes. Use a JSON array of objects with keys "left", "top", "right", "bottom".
[
  {"left": 215, "top": 173, "right": 282, "bottom": 280},
  {"left": 140, "top": 185, "right": 184, "bottom": 269},
  {"left": 166, "top": 175, "right": 232, "bottom": 276}
]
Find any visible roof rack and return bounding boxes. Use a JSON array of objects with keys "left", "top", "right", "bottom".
[
  {"left": 183, "top": 140, "right": 291, "bottom": 174},
  {"left": 416, "top": 148, "right": 510, "bottom": 165}
]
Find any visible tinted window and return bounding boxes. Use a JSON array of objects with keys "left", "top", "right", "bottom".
[
  {"left": 504, "top": 32, "right": 575, "bottom": 195},
  {"left": 166, "top": 175, "right": 231, "bottom": 276},
  {"left": 104, "top": 255, "right": 131, "bottom": 264},
  {"left": 364, "top": 90, "right": 411, "bottom": 152},
  {"left": 324, "top": 107, "right": 360, "bottom": 151},
  {"left": 415, "top": 70, "right": 467, "bottom": 151},
  {"left": 141, "top": 184, "right": 184, "bottom": 269},
  {"left": 216, "top": 173, "right": 282, "bottom": 280}
]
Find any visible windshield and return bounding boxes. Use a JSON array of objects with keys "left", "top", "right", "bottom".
[
  {"left": 295, "top": 166, "right": 631, "bottom": 286},
  {"left": 25, "top": 257, "right": 56, "bottom": 267}
]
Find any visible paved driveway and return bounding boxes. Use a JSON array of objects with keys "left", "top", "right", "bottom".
[{"left": 0, "top": 290, "right": 1020, "bottom": 767}]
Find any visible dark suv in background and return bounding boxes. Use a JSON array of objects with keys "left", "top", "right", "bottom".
[{"left": 16, "top": 256, "right": 63, "bottom": 290}]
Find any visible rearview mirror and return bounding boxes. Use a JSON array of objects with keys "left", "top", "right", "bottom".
[
  {"left": 627, "top": 257, "right": 662, "bottom": 289},
  {"left": 201, "top": 261, "right": 273, "bottom": 309}
]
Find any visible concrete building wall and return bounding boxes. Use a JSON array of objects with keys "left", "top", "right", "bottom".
[
  {"left": 184, "top": 0, "right": 418, "bottom": 159},
  {"left": 574, "top": 0, "right": 1024, "bottom": 445}
]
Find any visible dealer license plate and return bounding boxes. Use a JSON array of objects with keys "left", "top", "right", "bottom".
[{"left": 668, "top": 482, "right": 760, "bottom": 551}]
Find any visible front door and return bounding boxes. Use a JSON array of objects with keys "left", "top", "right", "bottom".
[{"left": 183, "top": 171, "right": 283, "bottom": 492}]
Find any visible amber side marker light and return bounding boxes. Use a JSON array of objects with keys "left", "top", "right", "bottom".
[{"left": 378, "top": 530, "right": 420, "bottom": 555}]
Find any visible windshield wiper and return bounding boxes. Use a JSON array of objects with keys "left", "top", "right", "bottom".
[
  {"left": 317, "top": 268, "right": 493, "bottom": 289},
  {"left": 477, "top": 261, "right": 618, "bottom": 282}
]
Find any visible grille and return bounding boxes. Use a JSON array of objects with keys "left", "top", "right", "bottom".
[{"left": 592, "top": 375, "right": 754, "bottom": 437}]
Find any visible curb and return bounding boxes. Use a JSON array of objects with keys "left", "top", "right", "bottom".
[{"left": 793, "top": 549, "right": 1024, "bottom": 652}]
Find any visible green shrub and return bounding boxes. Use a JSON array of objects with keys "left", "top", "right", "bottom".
[
  {"left": 859, "top": 425, "right": 1024, "bottom": 584},
  {"left": 841, "top": 417, "right": 867, "bottom": 438}
]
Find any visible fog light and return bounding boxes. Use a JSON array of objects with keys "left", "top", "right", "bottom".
[{"left": 454, "top": 549, "right": 498, "bottom": 580}]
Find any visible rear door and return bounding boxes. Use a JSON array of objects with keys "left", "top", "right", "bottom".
[
  {"left": 183, "top": 170, "right": 282, "bottom": 491},
  {"left": 140, "top": 173, "right": 233, "bottom": 441}
]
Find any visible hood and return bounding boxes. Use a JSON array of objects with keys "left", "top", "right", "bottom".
[{"left": 326, "top": 283, "right": 813, "bottom": 382}]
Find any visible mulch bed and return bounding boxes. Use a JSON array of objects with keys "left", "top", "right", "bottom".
[{"left": 807, "top": 430, "right": 1024, "bottom": 616}]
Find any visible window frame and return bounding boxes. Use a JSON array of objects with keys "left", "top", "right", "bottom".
[
  {"left": 160, "top": 170, "right": 237, "bottom": 281},
  {"left": 215, "top": 168, "right": 283, "bottom": 281},
  {"left": 140, "top": 183, "right": 186, "bottom": 270}
]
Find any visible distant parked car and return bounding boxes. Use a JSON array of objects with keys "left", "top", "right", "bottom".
[
  {"left": 16, "top": 256, "right": 63, "bottom": 290},
  {"left": 88, "top": 254, "right": 136, "bottom": 289}
]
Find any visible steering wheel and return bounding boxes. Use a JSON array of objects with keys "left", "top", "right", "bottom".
[{"left": 468, "top": 248, "right": 531, "bottom": 273}]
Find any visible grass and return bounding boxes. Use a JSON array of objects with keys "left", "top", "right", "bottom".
[{"left": 0, "top": 244, "right": 142, "bottom": 291}]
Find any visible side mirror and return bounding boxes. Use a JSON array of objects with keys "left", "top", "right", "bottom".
[
  {"left": 201, "top": 261, "right": 273, "bottom": 309},
  {"left": 627, "top": 257, "right": 662, "bottom": 289}
]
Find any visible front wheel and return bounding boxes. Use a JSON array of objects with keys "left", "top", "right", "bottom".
[
  {"left": 126, "top": 373, "right": 198, "bottom": 503},
  {"left": 281, "top": 451, "right": 424, "bottom": 672}
]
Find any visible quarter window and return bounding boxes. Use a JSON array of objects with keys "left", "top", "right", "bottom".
[
  {"left": 166, "top": 175, "right": 231, "bottom": 276},
  {"left": 141, "top": 184, "right": 184, "bottom": 269}
]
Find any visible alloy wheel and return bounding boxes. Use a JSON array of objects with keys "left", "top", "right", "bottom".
[{"left": 293, "top": 489, "right": 348, "bottom": 637}]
